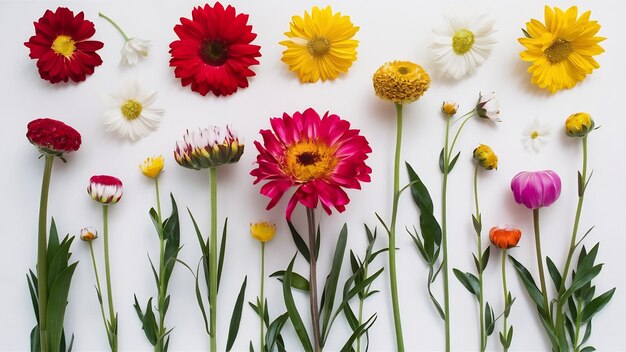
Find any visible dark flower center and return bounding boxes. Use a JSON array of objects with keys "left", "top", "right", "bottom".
[
  {"left": 200, "top": 40, "right": 229, "bottom": 66},
  {"left": 297, "top": 151, "right": 320, "bottom": 166},
  {"left": 544, "top": 39, "right": 572, "bottom": 63}
]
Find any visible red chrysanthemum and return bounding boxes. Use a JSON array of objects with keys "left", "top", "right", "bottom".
[
  {"left": 169, "top": 2, "right": 261, "bottom": 97},
  {"left": 24, "top": 7, "right": 104, "bottom": 84},
  {"left": 251, "top": 108, "right": 372, "bottom": 220},
  {"left": 27, "top": 118, "right": 82, "bottom": 155}
]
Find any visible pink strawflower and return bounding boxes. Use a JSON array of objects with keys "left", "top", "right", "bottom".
[
  {"left": 251, "top": 108, "right": 372, "bottom": 220},
  {"left": 511, "top": 170, "right": 561, "bottom": 209},
  {"left": 88, "top": 175, "right": 123, "bottom": 204}
]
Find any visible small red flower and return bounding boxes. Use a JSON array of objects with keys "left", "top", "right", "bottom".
[
  {"left": 24, "top": 7, "right": 104, "bottom": 83},
  {"left": 251, "top": 108, "right": 372, "bottom": 220},
  {"left": 169, "top": 2, "right": 261, "bottom": 96},
  {"left": 27, "top": 118, "right": 82, "bottom": 155},
  {"left": 489, "top": 226, "right": 522, "bottom": 249}
]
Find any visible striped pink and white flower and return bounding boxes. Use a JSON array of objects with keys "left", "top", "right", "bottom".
[{"left": 88, "top": 175, "right": 123, "bottom": 204}]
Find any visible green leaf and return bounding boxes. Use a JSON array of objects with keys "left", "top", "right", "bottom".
[
  {"left": 453, "top": 269, "right": 480, "bottom": 297},
  {"left": 521, "top": 28, "right": 531, "bottom": 38},
  {"left": 27, "top": 270, "right": 39, "bottom": 322},
  {"left": 406, "top": 162, "right": 434, "bottom": 213},
  {"left": 266, "top": 313, "right": 289, "bottom": 352},
  {"left": 321, "top": 225, "right": 348, "bottom": 342},
  {"left": 283, "top": 256, "right": 313, "bottom": 352},
  {"left": 481, "top": 247, "right": 490, "bottom": 273},
  {"left": 438, "top": 148, "right": 445, "bottom": 174},
  {"left": 137, "top": 297, "right": 158, "bottom": 345},
  {"left": 506, "top": 326, "right": 513, "bottom": 348},
  {"left": 581, "top": 320, "right": 592, "bottom": 345},
  {"left": 472, "top": 214, "right": 482, "bottom": 235},
  {"left": 546, "top": 256, "right": 562, "bottom": 290},
  {"left": 149, "top": 208, "right": 161, "bottom": 238},
  {"left": 30, "top": 326, "right": 40, "bottom": 352},
  {"left": 580, "top": 288, "right": 615, "bottom": 324},
  {"left": 339, "top": 314, "right": 377, "bottom": 352},
  {"left": 46, "top": 218, "right": 61, "bottom": 267},
  {"left": 193, "top": 261, "right": 210, "bottom": 336},
  {"left": 509, "top": 256, "right": 545, "bottom": 311},
  {"left": 46, "top": 263, "right": 78, "bottom": 352},
  {"left": 47, "top": 236, "right": 74, "bottom": 291},
  {"left": 226, "top": 277, "right": 247, "bottom": 351},
  {"left": 563, "top": 264, "right": 603, "bottom": 300},
  {"left": 580, "top": 347, "right": 596, "bottom": 352},
  {"left": 187, "top": 208, "right": 210, "bottom": 293},
  {"left": 287, "top": 221, "right": 310, "bottom": 263},
  {"left": 162, "top": 194, "right": 181, "bottom": 287},
  {"left": 218, "top": 218, "right": 228, "bottom": 292},
  {"left": 485, "top": 302, "right": 495, "bottom": 335},
  {"left": 578, "top": 171, "right": 584, "bottom": 197},
  {"left": 447, "top": 151, "right": 461, "bottom": 173},
  {"left": 270, "top": 271, "right": 310, "bottom": 291}
]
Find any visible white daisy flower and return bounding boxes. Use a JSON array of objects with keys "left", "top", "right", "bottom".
[
  {"left": 121, "top": 38, "right": 150, "bottom": 66},
  {"left": 432, "top": 9, "right": 497, "bottom": 79},
  {"left": 103, "top": 81, "right": 164, "bottom": 142},
  {"left": 476, "top": 91, "right": 501, "bottom": 122},
  {"left": 522, "top": 118, "right": 551, "bottom": 153}
]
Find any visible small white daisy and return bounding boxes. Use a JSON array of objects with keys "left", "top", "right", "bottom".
[
  {"left": 103, "top": 81, "right": 164, "bottom": 142},
  {"left": 121, "top": 38, "right": 150, "bottom": 66},
  {"left": 432, "top": 9, "right": 497, "bottom": 79},
  {"left": 522, "top": 118, "right": 551, "bottom": 153}
]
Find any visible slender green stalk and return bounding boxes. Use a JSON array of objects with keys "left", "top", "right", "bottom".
[
  {"left": 37, "top": 155, "right": 54, "bottom": 352},
  {"left": 501, "top": 249, "right": 509, "bottom": 352},
  {"left": 155, "top": 177, "right": 165, "bottom": 352},
  {"left": 441, "top": 115, "right": 451, "bottom": 352},
  {"left": 532, "top": 209, "right": 550, "bottom": 314},
  {"left": 98, "top": 13, "right": 129, "bottom": 41},
  {"left": 555, "top": 136, "right": 589, "bottom": 339},
  {"left": 89, "top": 242, "right": 109, "bottom": 340},
  {"left": 306, "top": 208, "right": 322, "bottom": 352},
  {"left": 356, "top": 253, "right": 370, "bottom": 352},
  {"left": 473, "top": 165, "right": 486, "bottom": 351},
  {"left": 209, "top": 167, "right": 218, "bottom": 352},
  {"left": 388, "top": 102, "right": 405, "bottom": 352},
  {"left": 260, "top": 242, "right": 265, "bottom": 352},
  {"left": 103, "top": 204, "right": 118, "bottom": 351},
  {"left": 447, "top": 111, "right": 475, "bottom": 161},
  {"left": 572, "top": 297, "right": 584, "bottom": 352}
]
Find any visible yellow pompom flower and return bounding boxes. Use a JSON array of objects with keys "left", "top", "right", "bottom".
[
  {"left": 519, "top": 6, "right": 605, "bottom": 93},
  {"left": 250, "top": 222, "right": 276, "bottom": 243},
  {"left": 140, "top": 155, "right": 164, "bottom": 178},
  {"left": 565, "top": 112, "right": 595, "bottom": 137},
  {"left": 280, "top": 6, "right": 359, "bottom": 83},
  {"left": 373, "top": 61, "right": 431, "bottom": 104},
  {"left": 473, "top": 144, "right": 498, "bottom": 170}
]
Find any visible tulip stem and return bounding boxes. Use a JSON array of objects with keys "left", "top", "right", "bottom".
[
  {"left": 532, "top": 209, "right": 550, "bottom": 315},
  {"left": 89, "top": 241, "right": 110, "bottom": 345},
  {"left": 156, "top": 176, "right": 166, "bottom": 352},
  {"left": 501, "top": 249, "right": 509, "bottom": 352},
  {"left": 209, "top": 167, "right": 218, "bottom": 352},
  {"left": 388, "top": 102, "right": 405, "bottom": 352},
  {"left": 441, "top": 114, "right": 451, "bottom": 352},
  {"left": 260, "top": 242, "right": 265, "bottom": 352},
  {"left": 103, "top": 204, "right": 118, "bottom": 351},
  {"left": 98, "top": 13, "right": 129, "bottom": 41},
  {"left": 37, "top": 154, "right": 54, "bottom": 352},
  {"left": 306, "top": 208, "right": 322, "bottom": 352},
  {"left": 473, "top": 164, "right": 486, "bottom": 352}
]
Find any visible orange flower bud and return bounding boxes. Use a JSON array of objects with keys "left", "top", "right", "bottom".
[{"left": 489, "top": 226, "right": 522, "bottom": 249}]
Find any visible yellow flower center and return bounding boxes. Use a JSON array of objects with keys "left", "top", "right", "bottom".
[
  {"left": 452, "top": 29, "right": 475, "bottom": 54},
  {"left": 397, "top": 66, "right": 410, "bottom": 75},
  {"left": 307, "top": 37, "right": 331, "bottom": 57},
  {"left": 544, "top": 39, "right": 572, "bottom": 63},
  {"left": 284, "top": 141, "right": 337, "bottom": 182},
  {"left": 530, "top": 131, "right": 539, "bottom": 139},
  {"left": 52, "top": 35, "right": 76, "bottom": 58},
  {"left": 121, "top": 100, "right": 143, "bottom": 120}
]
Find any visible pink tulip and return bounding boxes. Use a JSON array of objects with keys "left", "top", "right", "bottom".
[{"left": 511, "top": 170, "right": 561, "bottom": 209}]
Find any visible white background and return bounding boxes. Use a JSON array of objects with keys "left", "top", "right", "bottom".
[{"left": 1, "top": 0, "right": 624, "bottom": 351}]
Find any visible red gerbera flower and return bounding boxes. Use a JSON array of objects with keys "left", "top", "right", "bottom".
[
  {"left": 27, "top": 118, "right": 82, "bottom": 156},
  {"left": 24, "top": 7, "right": 104, "bottom": 84},
  {"left": 169, "top": 2, "right": 261, "bottom": 97},
  {"left": 251, "top": 108, "right": 372, "bottom": 220}
]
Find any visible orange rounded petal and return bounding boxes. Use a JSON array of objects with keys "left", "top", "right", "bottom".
[{"left": 489, "top": 226, "right": 522, "bottom": 249}]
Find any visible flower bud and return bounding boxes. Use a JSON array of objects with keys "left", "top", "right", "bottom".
[
  {"left": 473, "top": 144, "right": 498, "bottom": 170},
  {"left": 441, "top": 101, "right": 458, "bottom": 116},
  {"left": 373, "top": 61, "right": 431, "bottom": 104},
  {"left": 80, "top": 226, "right": 98, "bottom": 241},
  {"left": 476, "top": 91, "right": 501, "bottom": 122},
  {"left": 174, "top": 125, "right": 244, "bottom": 170},
  {"left": 510, "top": 170, "right": 561, "bottom": 209},
  {"left": 565, "top": 112, "right": 595, "bottom": 137},
  {"left": 88, "top": 175, "right": 123, "bottom": 204},
  {"left": 250, "top": 221, "right": 276, "bottom": 243},
  {"left": 489, "top": 226, "right": 522, "bottom": 249},
  {"left": 140, "top": 155, "right": 164, "bottom": 178}
]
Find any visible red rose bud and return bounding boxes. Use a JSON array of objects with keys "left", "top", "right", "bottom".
[
  {"left": 27, "top": 118, "right": 82, "bottom": 156},
  {"left": 88, "top": 175, "right": 123, "bottom": 204}
]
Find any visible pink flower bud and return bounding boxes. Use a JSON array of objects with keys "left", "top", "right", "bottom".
[
  {"left": 88, "top": 175, "right": 123, "bottom": 204},
  {"left": 510, "top": 170, "right": 561, "bottom": 209}
]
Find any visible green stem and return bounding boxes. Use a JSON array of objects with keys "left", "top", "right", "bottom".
[
  {"left": 209, "top": 167, "right": 218, "bottom": 352},
  {"left": 556, "top": 136, "right": 588, "bottom": 340},
  {"left": 98, "top": 12, "right": 129, "bottom": 41},
  {"left": 156, "top": 177, "right": 165, "bottom": 352},
  {"left": 442, "top": 115, "right": 451, "bottom": 352},
  {"left": 474, "top": 165, "right": 486, "bottom": 352},
  {"left": 533, "top": 209, "right": 550, "bottom": 315},
  {"left": 573, "top": 298, "right": 584, "bottom": 352},
  {"left": 356, "top": 255, "right": 369, "bottom": 352},
  {"left": 89, "top": 242, "right": 110, "bottom": 342},
  {"left": 103, "top": 204, "right": 118, "bottom": 351},
  {"left": 447, "top": 111, "right": 475, "bottom": 161},
  {"left": 306, "top": 207, "right": 322, "bottom": 352},
  {"left": 502, "top": 249, "right": 509, "bottom": 352},
  {"left": 260, "top": 242, "right": 265, "bottom": 352},
  {"left": 37, "top": 155, "right": 54, "bottom": 352},
  {"left": 388, "top": 102, "right": 405, "bottom": 352}
]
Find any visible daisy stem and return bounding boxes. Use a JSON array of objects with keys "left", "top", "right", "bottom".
[
  {"left": 556, "top": 135, "right": 588, "bottom": 342},
  {"left": 156, "top": 176, "right": 166, "bottom": 352},
  {"left": 388, "top": 102, "right": 405, "bottom": 352},
  {"left": 89, "top": 241, "right": 110, "bottom": 346},
  {"left": 306, "top": 207, "right": 322, "bottom": 352},
  {"left": 501, "top": 249, "right": 509, "bottom": 352},
  {"left": 209, "top": 167, "right": 218, "bottom": 352},
  {"left": 474, "top": 164, "right": 486, "bottom": 352},
  {"left": 532, "top": 209, "right": 550, "bottom": 316},
  {"left": 103, "top": 204, "right": 118, "bottom": 351},
  {"left": 99, "top": 13, "right": 129, "bottom": 41},
  {"left": 442, "top": 115, "right": 451, "bottom": 352},
  {"left": 260, "top": 242, "right": 265, "bottom": 352},
  {"left": 37, "top": 155, "right": 54, "bottom": 352}
]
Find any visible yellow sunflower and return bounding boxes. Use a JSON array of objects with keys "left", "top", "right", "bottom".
[
  {"left": 519, "top": 6, "right": 605, "bottom": 93},
  {"left": 280, "top": 6, "right": 359, "bottom": 83}
]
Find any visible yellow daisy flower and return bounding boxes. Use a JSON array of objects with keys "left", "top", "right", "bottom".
[
  {"left": 280, "top": 6, "right": 359, "bottom": 83},
  {"left": 519, "top": 6, "right": 605, "bottom": 93}
]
